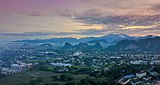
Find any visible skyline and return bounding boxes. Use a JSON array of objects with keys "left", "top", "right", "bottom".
[{"left": 0, "top": 0, "right": 160, "bottom": 40}]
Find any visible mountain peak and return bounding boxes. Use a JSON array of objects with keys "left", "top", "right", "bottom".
[
  {"left": 63, "top": 42, "right": 73, "bottom": 48},
  {"left": 101, "top": 33, "right": 131, "bottom": 42},
  {"left": 94, "top": 43, "right": 103, "bottom": 48},
  {"left": 144, "top": 35, "right": 155, "bottom": 38}
]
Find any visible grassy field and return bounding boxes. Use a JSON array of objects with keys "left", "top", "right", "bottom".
[{"left": 0, "top": 71, "right": 89, "bottom": 85}]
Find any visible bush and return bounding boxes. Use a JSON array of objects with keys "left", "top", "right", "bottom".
[
  {"left": 59, "top": 73, "right": 74, "bottom": 81},
  {"left": 65, "top": 81, "right": 76, "bottom": 85}
]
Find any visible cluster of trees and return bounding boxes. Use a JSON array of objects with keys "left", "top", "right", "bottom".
[
  {"left": 77, "top": 77, "right": 115, "bottom": 85},
  {"left": 27, "top": 61, "right": 159, "bottom": 85},
  {"left": 51, "top": 73, "right": 74, "bottom": 82},
  {"left": 13, "top": 64, "right": 160, "bottom": 85},
  {"left": 20, "top": 77, "right": 43, "bottom": 85},
  {"left": 47, "top": 75, "right": 115, "bottom": 85},
  {"left": 0, "top": 73, "right": 5, "bottom": 78},
  {"left": 154, "top": 65, "right": 160, "bottom": 74}
]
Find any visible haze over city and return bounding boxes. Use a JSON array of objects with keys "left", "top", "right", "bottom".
[{"left": 1, "top": 1, "right": 160, "bottom": 85}]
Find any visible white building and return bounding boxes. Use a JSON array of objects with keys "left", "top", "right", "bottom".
[
  {"left": 74, "top": 51, "right": 82, "bottom": 56},
  {"left": 136, "top": 71, "right": 146, "bottom": 78},
  {"left": 51, "top": 63, "right": 72, "bottom": 67},
  {"left": 130, "top": 60, "right": 141, "bottom": 65}
]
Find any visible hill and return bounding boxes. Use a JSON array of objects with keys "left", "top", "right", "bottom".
[{"left": 107, "top": 36, "right": 160, "bottom": 53}]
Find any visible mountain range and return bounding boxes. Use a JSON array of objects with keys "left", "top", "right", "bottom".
[
  {"left": 16, "top": 33, "right": 160, "bottom": 52},
  {"left": 15, "top": 33, "right": 150, "bottom": 44},
  {"left": 107, "top": 36, "right": 160, "bottom": 53},
  {"left": 63, "top": 42, "right": 102, "bottom": 50}
]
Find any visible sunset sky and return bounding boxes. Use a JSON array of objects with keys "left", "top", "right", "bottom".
[{"left": 0, "top": 0, "right": 160, "bottom": 40}]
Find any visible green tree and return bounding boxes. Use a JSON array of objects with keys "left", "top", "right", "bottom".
[
  {"left": 59, "top": 73, "right": 74, "bottom": 81},
  {"left": 65, "top": 81, "right": 76, "bottom": 85}
]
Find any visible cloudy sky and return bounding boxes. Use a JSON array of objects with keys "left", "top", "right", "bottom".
[{"left": 0, "top": 0, "right": 160, "bottom": 40}]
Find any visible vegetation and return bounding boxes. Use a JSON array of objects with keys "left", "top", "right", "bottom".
[{"left": 0, "top": 64, "right": 157, "bottom": 85}]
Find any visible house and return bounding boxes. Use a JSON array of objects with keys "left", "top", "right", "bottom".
[
  {"left": 143, "top": 75, "right": 152, "bottom": 81},
  {"left": 130, "top": 60, "right": 141, "bottom": 65},
  {"left": 149, "top": 71, "right": 158, "bottom": 76},
  {"left": 51, "top": 62, "right": 72, "bottom": 67},
  {"left": 154, "top": 81, "right": 160, "bottom": 85},
  {"left": 118, "top": 78, "right": 131, "bottom": 85},
  {"left": 11, "top": 64, "right": 19, "bottom": 69},
  {"left": 117, "top": 74, "right": 135, "bottom": 85},
  {"left": 136, "top": 71, "right": 146, "bottom": 78},
  {"left": 131, "top": 78, "right": 142, "bottom": 85},
  {"left": 1, "top": 67, "right": 10, "bottom": 75},
  {"left": 74, "top": 51, "right": 82, "bottom": 56}
]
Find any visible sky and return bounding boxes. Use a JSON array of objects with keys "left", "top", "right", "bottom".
[{"left": 0, "top": 0, "right": 160, "bottom": 40}]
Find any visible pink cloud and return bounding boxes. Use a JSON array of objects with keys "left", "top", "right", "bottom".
[{"left": 0, "top": 0, "right": 82, "bottom": 13}]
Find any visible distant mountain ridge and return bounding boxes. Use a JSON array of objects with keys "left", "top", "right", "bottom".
[
  {"left": 15, "top": 33, "right": 156, "bottom": 44},
  {"left": 107, "top": 36, "right": 160, "bottom": 52},
  {"left": 63, "top": 42, "right": 102, "bottom": 50},
  {"left": 16, "top": 34, "right": 160, "bottom": 53},
  {"left": 87, "top": 39, "right": 107, "bottom": 43}
]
